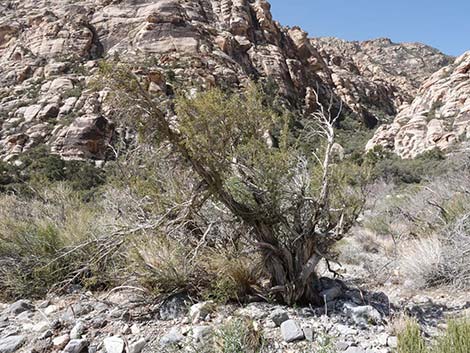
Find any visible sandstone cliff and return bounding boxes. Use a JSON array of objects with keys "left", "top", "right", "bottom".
[
  {"left": 0, "top": 0, "right": 338, "bottom": 160},
  {"left": 312, "top": 37, "right": 453, "bottom": 128},
  {"left": 0, "top": 0, "right": 454, "bottom": 161},
  {"left": 367, "top": 52, "right": 470, "bottom": 158}
]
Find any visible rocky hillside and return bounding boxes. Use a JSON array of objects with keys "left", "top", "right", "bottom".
[
  {"left": 0, "top": 0, "right": 453, "bottom": 162},
  {"left": 0, "top": 0, "right": 336, "bottom": 161},
  {"left": 312, "top": 37, "right": 453, "bottom": 127},
  {"left": 367, "top": 51, "right": 470, "bottom": 158}
]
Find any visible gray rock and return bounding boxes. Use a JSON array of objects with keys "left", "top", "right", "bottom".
[
  {"left": 32, "top": 321, "right": 50, "bottom": 332},
  {"left": 344, "top": 347, "right": 366, "bottom": 353},
  {"left": 387, "top": 336, "right": 398, "bottom": 348},
  {"left": 128, "top": 339, "right": 147, "bottom": 353},
  {"left": 0, "top": 336, "right": 25, "bottom": 353},
  {"left": 158, "top": 294, "right": 190, "bottom": 321},
  {"left": 160, "top": 327, "right": 184, "bottom": 346},
  {"left": 344, "top": 304, "right": 382, "bottom": 325},
  {"left": 52, "top": 334, "right": 70, "bottom": 349},
  {"left": 302, "top": 326, "right": 314, "bottom": 341},
  {"left": 70, "top": 321, "right": 86, "bottom": 339},
  {"left": 336, "top": 341, "right": 350, "bottom": 351},
  {"left": 320, "top": 285, "right": 343, "bottom": 302},
  {"left": 280, "top": 320, "right": 305, "bottom": 343},
  {"left": 189, "top": 301, "right": 214, "bottom": 323},
  {"left": 103, "top": 337, "right": 125, "bottom": 353},
  {"left": 192, "top": 326, "right": 213, "bottom": 343},
  {"left": 39, "top": 329, "right": 53, "bottom": 339},
  {"left": 9, "top": 300, "right": 33, "bottom": 315},
  {"left": 269, "top": 308, "right": 289, "bottom": 327},
  {"left": 63, "top": 339, "right": 88, "bottom": 353}
]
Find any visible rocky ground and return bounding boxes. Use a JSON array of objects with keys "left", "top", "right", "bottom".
[{"left": 1, "top": 263, "right": 469, "bottom": 353}]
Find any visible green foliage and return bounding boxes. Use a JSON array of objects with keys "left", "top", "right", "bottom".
[
  {"left": 397, "top": 318, "right": 470, "bottom": 353},
  {"left": 0, "top": 146, "right": 105, "bottom": 196},
  {"left": 63, "top": 87, "right": 83, "bottom": 98},
  {"left": 336, "top": 113, "right": 375, "bottom": 158},
  {"left": 397, "top": 319, "right": 427, "bottom": 353},
  {"left": 316, "top": 332, "right": 337, "bottom": 353},
  {"left": 201, "top": 248, "right": 260, "bottom": 304},
  {"left": 431, "top": 319, "right": 470, "bottom": 353},
  {"left": 365, "top": 146, "right": 445, "bottom": 184}
]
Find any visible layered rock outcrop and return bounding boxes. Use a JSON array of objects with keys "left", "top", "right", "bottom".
[
  {"left": 312, "top": 37, "right": 453, "bottom": 127},
  {"left": 0, "top": 0, "right": 336, "bottom": 160},
  {"left": 0, "top": 0, "right": 454, "bottom": 161},
  {"left": 367, "top": 52, "right": 470, "bottom": 158}
]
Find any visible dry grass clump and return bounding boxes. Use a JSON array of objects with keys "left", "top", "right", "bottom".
[
  {"left": 396, "top": 317, "right": 470, "bottom": 353},
  {"left": 131, "top": 234, "right": 202, "bottom": 296},
  {"left": 215, "top": 318, "right": 264, "bottom": 353},
  {"left": 0, "top": 184, "right": 121, "bottom": 299},
  {"left": 398, "top": 236, "right": 443, "bottom": 289},
  {"left": 357, "top": 153, "right": 470, "bottom": 290},
  {"left": 131, "top": 232, "right": 261, "bottom": 303},
  {"left": 201, "top": 247, "right": 261, "bottom": 303}
]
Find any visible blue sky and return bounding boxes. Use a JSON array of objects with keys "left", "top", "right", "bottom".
[{"left": 269, "top": 0, "right": 469, "bottom": 56}]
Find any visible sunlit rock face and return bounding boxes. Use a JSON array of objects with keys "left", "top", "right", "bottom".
[
  {"left": 367, "top": 52, "right": 470, "bottom": 158},
  {"left": 0, "top": 0, "right": 453, "bottom": 160},
  {"left": 311, "top": 37, "right": 453, "bottom": 128}
]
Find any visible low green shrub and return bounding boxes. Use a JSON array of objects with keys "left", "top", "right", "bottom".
[
  {"left": 365, "top": 146, "right": 446, "bottom": 184},
  {"left": 216, "top": 318, "right": 264, "bottom": 353},
  {"left": 431, "top": 319, "right": 470, "bottom": 353},
  {"left": 0, "top": 146, "right": 105, "bottom": 197}
]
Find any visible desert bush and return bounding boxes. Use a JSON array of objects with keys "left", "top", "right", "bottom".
[
  {"left": 99, "top": 62, "right": 365, "bottom": 306},
  {"left": 131, "top": 234, "right": 203, "bottom": 296},
  {"left": 365, "top": 146, "right": 445, "bottom": 184},
  {"left": 436, "top": 214, "right": 470, "bottom": 289},
  {"left": 201, "top": 247, "right": 261, "bottom": 303},
  {"left": 215, "top": 318, "right": 264, "bottom": 353},
  {"left": 398, "top": 236, "right": 443, "bottom": 289},
  {"left": 0, "top": 146, "right": 105, "bottom": 196}
]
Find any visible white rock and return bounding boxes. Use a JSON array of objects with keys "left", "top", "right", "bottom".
[
  {"left": 192, "top": 326, "right": 213, "bottom": 343},
  {"left": 70, "top": 321, "right": 86, "bottom": 339},
  {"left": 0, "top": 336, "right": 25, "bottom": 353},
  {"left": 32, "top": 321, "right": 50, "bottom": 332},
  {"left": 280, "top": 320, "right": 305, "bottom": 343},
  {"left": 189, "top": 301, "right": 214, "bottom": 323},
  {"left": 160, "top": 327, "right": 184, "bottom": 346},
  {"left": 128, "top": 339, "right": 147, "bottom": 353},
  {"left": 63, "top": 339, "right": 88, "bottom": 353},
  {"left": 53, "top": 334, "right": 70, "bottom": 349},
  {"left": 103, "top": 337, "right": 125, "bottom": 353}
]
